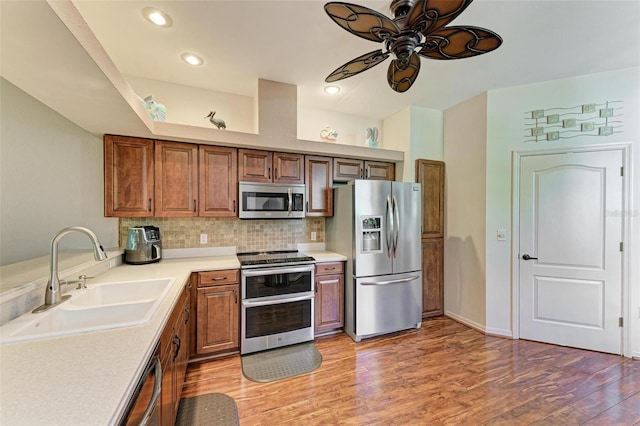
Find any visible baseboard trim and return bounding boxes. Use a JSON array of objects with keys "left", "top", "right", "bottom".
[{"left": 444, "top": 311, "right": 513, "bottom": 339}]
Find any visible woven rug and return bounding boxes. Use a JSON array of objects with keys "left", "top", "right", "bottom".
[
  {"left": 241, "top": 342, "right": 322, "bottom": 383},
  {"left": 175, "top": 393, "right": 239, "bottom": 426}
]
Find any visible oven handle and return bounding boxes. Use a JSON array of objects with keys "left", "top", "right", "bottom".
[
  {"left": 241, "top": 264, "right": 314, "bottom": 277},
  {"left": 242, "top": 293, "right": 314, "bottom": 307}
]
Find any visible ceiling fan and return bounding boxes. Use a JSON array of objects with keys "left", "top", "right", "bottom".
[{"left": 324, "top": 0, "right": 503, "bottom": 92}]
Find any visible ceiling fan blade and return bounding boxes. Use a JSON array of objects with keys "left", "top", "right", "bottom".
[
  {"left": 406, "top": 0, "right": 473, "bottom": 35},
  {"left": 324, "top": 2, "right": 400, "bottom": 43},
  {"left": 326, "top": 49, "right": 390, "bottom": 82},
  {"left": 418, "top": 26, "right": 503, "bottom": 60},
  {"left": 387, "top": 52, "right": 421, "bottom": 93}
]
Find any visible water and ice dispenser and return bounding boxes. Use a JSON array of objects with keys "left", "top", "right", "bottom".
[{"left": 360, "top": 216, "right": 382, "bottom": 253}]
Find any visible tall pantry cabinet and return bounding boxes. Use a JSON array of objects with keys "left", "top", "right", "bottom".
[{"left": 416, "top": 159, "right": 445, "bottom": 318}]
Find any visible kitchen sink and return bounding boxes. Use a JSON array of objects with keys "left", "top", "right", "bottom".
[
  {"left": 0, "top": 278, "right": 175, "bottom": 344},
  {"left": 68, "top": 278, "right": 173, "bottom": 307}
]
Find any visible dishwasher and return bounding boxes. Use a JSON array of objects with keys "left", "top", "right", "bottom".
[{"left": 119, "top": 342, "right": 161, "bottom": 426}]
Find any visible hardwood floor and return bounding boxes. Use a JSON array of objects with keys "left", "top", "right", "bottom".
[{"left": 181, "top": 317, "right": 640, "bottom": 425}]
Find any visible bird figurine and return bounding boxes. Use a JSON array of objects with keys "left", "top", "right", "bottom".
[{"left": 205, "top": 111, "right": 226, "bottom": 129}]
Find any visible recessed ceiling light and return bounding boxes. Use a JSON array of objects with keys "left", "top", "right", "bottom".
[
  {"left": 324, "top": 85, "right": 341, "bottom": 95},
  {"left": 142, "top": 7, "right": 172, "bottom": 27},
  {"left": 180, "top": 52, "right": 204, "bottom": 66}
]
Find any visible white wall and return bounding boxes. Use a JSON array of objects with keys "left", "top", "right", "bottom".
[
  {"left": 383, "top": 106, "right": 443, "bottom": 182},
  {"left": 0, "top": 78, "right": 119, "bottom": 266},
  {"left": 297, "top": 106, "right": 383, "bottom": 147},
  {"left": 485, "top": 67, "right": 640, "bottom": 356},
  {"left": 443, "top": 93, "right": 487, "bottom": 329},
  {"left": 126, "top": 75, "right": 255, "bottom": 133}
]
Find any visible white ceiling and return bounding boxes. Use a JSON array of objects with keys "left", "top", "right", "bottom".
[{"left": 29, "top": 1, "right": 640, "bottom": 120}]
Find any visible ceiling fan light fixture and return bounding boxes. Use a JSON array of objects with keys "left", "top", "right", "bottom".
[
  {"left": 142, "top": 7, "right": 172, "bottom": 28},
  {"left": 181, "top": 52, "right": 204, "bottom": 66},
  {"left": 324, "top": 85, "right": 341, "bottom": 95}
]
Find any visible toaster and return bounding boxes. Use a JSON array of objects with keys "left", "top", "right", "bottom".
[{"left": 125, "top": 226, "right": 162, "bottom": 265}]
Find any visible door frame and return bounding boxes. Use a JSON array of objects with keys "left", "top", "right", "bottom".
[{"left": 511, "top": 143, "right": 632, "bottom": 356}]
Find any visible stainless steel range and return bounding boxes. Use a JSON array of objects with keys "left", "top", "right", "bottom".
[{"left": 238, "top": 250, "right": 315, "bottom": 355}]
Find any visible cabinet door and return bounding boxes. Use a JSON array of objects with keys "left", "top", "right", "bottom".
[
  {"left": 238, "top": 149, "right": 272, "bottom": 182},
  {"left": 273, "top": 152, "right": 304, "bottom": 184},
  {"left": 421, "top": 238, "right": 444, "bottom": 318},
  {"left": 104, "top": 135, "right": 154, "bottom": 217},
  {"left": 305, "top": 155, "right": 333, "bottom": 217},
  {"left": 196, "top": 284, "right": 239, "bottom": 354},
  {"left": 155, "top": 141, "right": 199, "bottom": 217},
  {"left": 315, "top": 272, "right": 344, "bottom": 333},
  {"left": 415, "top": 159, "right": 444, "bottom": 238},
  {"left": 174, "top": 293, "right": 190, "bottom": 416},
  {"left": 364, "top": 161, "right": 395, "bottom": 180},
  {"left": 333, "top": 158, "right": 363, "bottom": 182},
  {"left": 199, "top": 146, "right": 238, "bottom": 217}
]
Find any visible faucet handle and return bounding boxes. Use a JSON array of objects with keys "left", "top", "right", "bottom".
[{"left": 76, "top": 275, "right": 94, "bottom": 289}]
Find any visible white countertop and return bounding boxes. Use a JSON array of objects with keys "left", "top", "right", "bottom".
[{"left": 0, "top": 249, "right": 343, "bottom": 425}]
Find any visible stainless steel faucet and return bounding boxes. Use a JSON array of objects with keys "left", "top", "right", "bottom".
[{"left": 32, "top": 227, "right": 107, "bottom": 313}]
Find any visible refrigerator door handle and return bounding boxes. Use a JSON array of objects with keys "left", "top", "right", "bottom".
[
  {"left": 386, "top": 195, "right": 393, "bottom": 258},
  {"left": 392, "top": 195, "right": 399, "bottom": 258},
  {"left": 360, "top": 275, "right": 420, "bottom": 286}
]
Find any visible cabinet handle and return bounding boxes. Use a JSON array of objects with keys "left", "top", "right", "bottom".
[
  {"left": 212, "top": 276, "right": 227, "bottom": 281},
  {"left": 315, "top": 284, "right": 318, "bottom": 293},
  {"left": 275, "top": 167, "right": 279, "bottom": 179},
  {"left": 233, "top": 200, "right": 236, "bottom": 213},
  {"left": 148, "top": 198, "right": 152, "bottom": 212},
  {"left": 268, "top": 167, "right": 271, "bottom": 179},
  {"left": 235, "top": 290, "right": 238, "bottom": 304},
  {"left": 324, "top": 267, "right": 336, "bottom": 271},
  {"left": 173, "top": 335, "right": 181, "bottom": 360},
  {"left": 193, "top": 200, "right": 197, "bottom": 213},
  {"left": 360, "top": 168, "right": 363, "bottom": 178},
  {"left": 365, "top": 168, "right": 369, "bottom": 179},
  {"left": 184, "top": 307, "right": 190, "bottom": 324},
  {"left": 306, "top": 201, "right": 309, "bottom": 212}
]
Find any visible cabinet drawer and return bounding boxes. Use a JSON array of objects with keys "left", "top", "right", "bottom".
[
  {"left": 315, "top": 262, "right": 344, "bottom": 275},
  {"left": 198, "top": 269, "right": 239, "bottom": 287}
]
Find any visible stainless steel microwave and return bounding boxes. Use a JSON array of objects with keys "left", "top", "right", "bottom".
[{"left": 239, "top": 182, "right": 305, "bottom": 219}]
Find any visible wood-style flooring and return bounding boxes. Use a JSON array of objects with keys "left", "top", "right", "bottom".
[{"left": 181, "top": 317, "right": 640, "bottom": 425}]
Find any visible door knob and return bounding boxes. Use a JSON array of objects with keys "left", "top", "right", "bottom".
[{"left": 522, "top": 254, "right": 538, "bottom": 260}]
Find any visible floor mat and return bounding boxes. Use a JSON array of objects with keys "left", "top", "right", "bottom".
[
  {"left": 175, "top": 392, "right": 239, "bottom": 426},
  {"left": 241, "top": 342, "right": 322, "bottom": 383}
]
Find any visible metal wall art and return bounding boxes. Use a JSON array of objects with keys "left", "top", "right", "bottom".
[{"left": 524, "top": 101, "right": 623, "bottom": 143}]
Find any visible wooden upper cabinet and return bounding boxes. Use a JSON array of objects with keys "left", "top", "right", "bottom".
[
  {"left": 334, "top": 158, "right": 395, "bottom": 182},
  {"left": 104, "top": 135, "right": 154, "bottom": 217},
  {"left": 365, "top": 161, "right": 395, "bottom": 181},
  {"left": 155, "top": 140, "right": 199, "bottom": 217},
  {"left": 415, "top": 159, "right": 444, "bottom": 238},
  {"left": 333, "top": 158, "right": 363, "bottom": 182},
  {"left": 238, "top": 149, "right": 271, "bottom": 183},
  {"left": 199, "top": 146, "right": 237, "bottom": 217},
  {"left": 305, "top": 155, "right": 333, "bottom": 217},
  {"left": 238, "top": 149, "right": 303, "bottom": 184},
  {"left": 273, "top": 152, "right": 304, "bottom": 184}
]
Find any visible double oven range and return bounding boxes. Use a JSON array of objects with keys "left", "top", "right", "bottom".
[{"left": 237, "top": 250, "right": 315, "bottom": 355}]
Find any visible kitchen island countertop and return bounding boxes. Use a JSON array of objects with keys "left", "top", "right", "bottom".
[{"left": 0, "top": 254, "right": 238, "bottom": 426}]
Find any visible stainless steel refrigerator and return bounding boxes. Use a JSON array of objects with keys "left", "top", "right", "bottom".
[{"left": 327, "top": 180, "right": 422, "bottom": 342}]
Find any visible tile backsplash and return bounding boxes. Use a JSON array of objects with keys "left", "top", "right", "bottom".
[{"left": 119, "top": 217, "right": 325, "bottom": 252}]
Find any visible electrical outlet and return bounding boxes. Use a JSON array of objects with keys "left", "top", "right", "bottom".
[
  {"left": 311, "top": 231, "right": 317, "bottom": 241},
  {"left": 200, "top": 233, "right": 207, "bottom": 244},
  {"left": 497, "top": 229, "right": 507, "bottom": 241}
]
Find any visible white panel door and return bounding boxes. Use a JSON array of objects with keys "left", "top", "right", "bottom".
[{"left": 519, "top": 150, "right": 623, "bottom": 354}]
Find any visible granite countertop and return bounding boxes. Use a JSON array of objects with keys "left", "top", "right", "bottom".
[{"left": 0, "top": 248, "right": 344, "bottom": 425}]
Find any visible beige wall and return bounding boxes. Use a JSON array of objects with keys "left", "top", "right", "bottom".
[{"left": 443, "top": 93, "right": 487, "bottom": 329}]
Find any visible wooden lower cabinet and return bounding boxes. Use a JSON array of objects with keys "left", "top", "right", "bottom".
[
  {"left": 194, "top": 270, "right": 240, "bottom": 356},
  {"left": 159, "top": 283, "right": 190, "bottom": 426},
  {"left": 314, "top": 262, "right": 344, "bottom": 334},
  {"left": 421, "top": 238, "right": 444, "bottom": 318}
]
